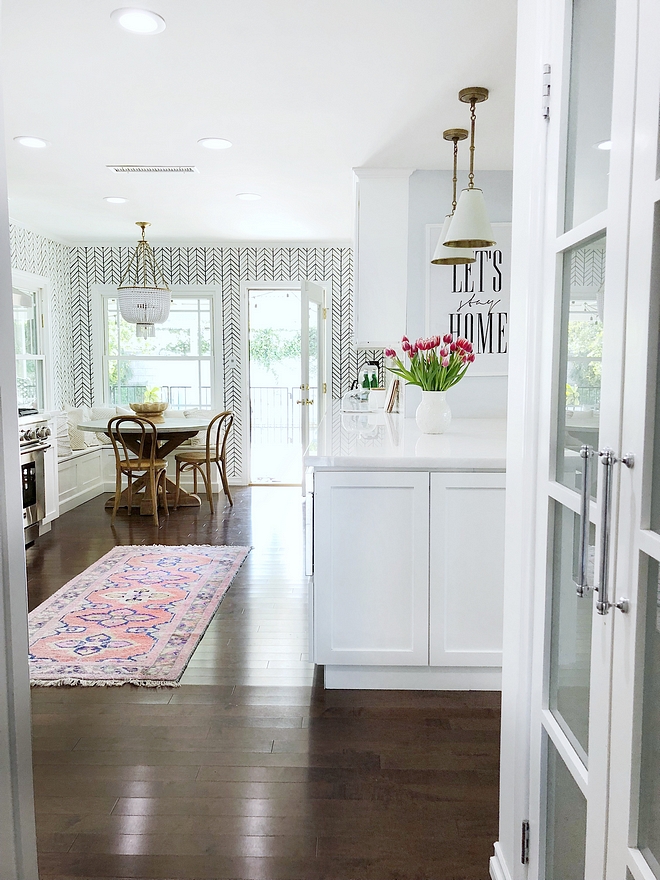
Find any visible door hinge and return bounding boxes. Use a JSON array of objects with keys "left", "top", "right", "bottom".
[
  {"left": 542, "top": 64, "right": 551, "bottom": 120},
  {"left": 322, "top": 382, "right": 327, "bottom": 394},
  {"left": 322, "top": 307, "right": 327, "bottom": 319},
  {"left": 521, "top": 820, "right": 530, "bottom": 864}
]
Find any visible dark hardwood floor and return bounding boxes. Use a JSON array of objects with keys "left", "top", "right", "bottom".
[{"left": 28, "top": 487, "right": 500, "bottom": 880}]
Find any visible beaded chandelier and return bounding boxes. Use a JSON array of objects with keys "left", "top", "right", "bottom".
[{"left": 117, "top": 221, "right": 170, "bottom": 338}]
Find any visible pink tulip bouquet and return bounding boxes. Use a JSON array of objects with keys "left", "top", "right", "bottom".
[{"left": 384, "top": 333, "right": 475, "bottom": 391}]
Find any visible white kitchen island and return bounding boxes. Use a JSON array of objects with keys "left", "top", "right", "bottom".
[{"left": 304, "top": 404, "right": 507, "bottom": 690}]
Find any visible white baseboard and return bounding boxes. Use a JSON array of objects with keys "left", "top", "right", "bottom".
[
  {"left": 490, "top": 842, "right": 513, "bottom": 880},
  {"left": 59, "top": 484, "right": 105, "bottom": 515},
  {"left": 324, "top": 665, "right": 502, "bottom": 690}
]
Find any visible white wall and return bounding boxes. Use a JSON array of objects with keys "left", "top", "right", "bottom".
[{"left": 406, "top": 170, "right": 513, "bottom": 418}]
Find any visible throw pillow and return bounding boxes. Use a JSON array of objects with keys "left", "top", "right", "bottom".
[
  {"left": 65, "top": 406, "right": 91, "bottom": 451},
  {"left": 184, "top": 408, "right": 209, "bottom": 447},
  {"left": 91, "top": 405, "right": 122, "bottom": 444},
  {"left": 55, "top": 411, "right": 72, "bottom": 457}
]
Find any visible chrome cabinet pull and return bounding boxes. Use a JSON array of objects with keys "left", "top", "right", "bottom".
[
  {"left": 597, "top": 448, "right": 616, "bottom": 615},
  {"left": 575, "top": 444, "right": 594, "bottom": 597},
  {"left": 595, "top": 448, "right": 634, "bottom": 615}
]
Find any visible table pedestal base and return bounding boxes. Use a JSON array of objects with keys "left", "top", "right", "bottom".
[{"left": 105, "top": 475, "right": 202, "bottom": 516}]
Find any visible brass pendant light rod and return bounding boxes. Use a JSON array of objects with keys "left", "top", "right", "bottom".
[
  {"left": 443, "top": 128, "right": 468, "bottom": 213},
  {"left": 458, "top": 87, "right": 488, "bottom": 190}
]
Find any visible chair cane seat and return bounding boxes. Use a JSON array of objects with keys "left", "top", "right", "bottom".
[
  {"left": 119, "top": 458, "right": 167, "bottom": 470},
  {"left": 175, "top": 449, "right": 219, "bottom": 463}
]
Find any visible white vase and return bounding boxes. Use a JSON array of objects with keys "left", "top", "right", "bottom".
[{"left": 415, "top": 390, "right": 452, "bottom": 434}]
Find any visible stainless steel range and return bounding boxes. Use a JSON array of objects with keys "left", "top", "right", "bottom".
[{"left": 19, "top": 410, "right": 51, "bottom": 545}]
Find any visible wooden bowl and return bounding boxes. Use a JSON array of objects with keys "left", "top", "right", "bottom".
[{"left": 129, "top": 402, "right": 169, "bottom": 421}]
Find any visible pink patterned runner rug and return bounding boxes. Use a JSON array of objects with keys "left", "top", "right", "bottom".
[{"left": 28, "top": 544, "right": 250, "bottom": 687}]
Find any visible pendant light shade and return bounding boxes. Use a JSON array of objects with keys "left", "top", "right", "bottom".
[
  {"left": 444, "top": 188, "right": 496, "bottom": 249},
  {"left": 117, "top": 221, "right": 170, "bottom": 338},
  {"left": 432, "top": 214, "right": 476, "bottom": 264},
  {"left": 443, "top": 87, "right": 496, "bottom": 250}
]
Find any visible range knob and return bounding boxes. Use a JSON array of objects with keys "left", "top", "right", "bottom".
[
  {"left": 36, "top": 426, "right": 51, "bottom": 440},
  {"left": 19, "top": 430, "right": 25, "bottom": 443},
  {"left": 23, "top": 429, "right": 36, "bottom": 442}
]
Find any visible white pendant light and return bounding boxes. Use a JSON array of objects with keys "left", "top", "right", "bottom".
[
  {"left": 117, "top": 222, "right": 170, "bottom": 338},
  {"left": 444, "top": 87, "right": 497, "bottom": 249},
  {"left": 431, "top": 128, "right": 475, "bottom": 265}
]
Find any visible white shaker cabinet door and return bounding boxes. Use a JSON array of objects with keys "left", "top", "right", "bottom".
[
  {"left": 429, "top": 472, "right": 505, "bottom": 667},
  {"left": 314, "top": 470, "right": 429, "bottom": 665}
]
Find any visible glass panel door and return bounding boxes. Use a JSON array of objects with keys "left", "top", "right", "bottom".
[
  {"left": 564, "top": 0, "right": 616, "bottom": 230},
  {"left": 300, "top": 281, "right": 326, "bottom": 456},
  {"left": 529, "top": 0, "right": 629, "bottom": 875},
  {"left": 606, "top": 12, "right": 660, "bottom": 868},
  {"left": 546, "top": 737, "right": 588, "bottom": 880}
]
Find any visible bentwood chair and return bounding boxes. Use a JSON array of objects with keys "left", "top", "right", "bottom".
[
  {"left": 174, "top": 411, "right": 233, "bottom": 512},
  {"left": 108, "top": 416, "right": 169, "bottom": 527}
]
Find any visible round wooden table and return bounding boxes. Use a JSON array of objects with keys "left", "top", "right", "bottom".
[{"left": 78, "top": 416, "right": 211, "bottom": 516}]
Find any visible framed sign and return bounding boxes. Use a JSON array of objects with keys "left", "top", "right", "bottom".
[{"left": 425, "top": 221, "right": 511, "bottom": 377}]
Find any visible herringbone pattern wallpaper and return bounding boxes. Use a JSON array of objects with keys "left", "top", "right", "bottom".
[
  {"left": 10, "top": 226, "right": 383, "bottom": 481},
  {"left": 70, "top": 244, "right": 368, "bottom": 480}
]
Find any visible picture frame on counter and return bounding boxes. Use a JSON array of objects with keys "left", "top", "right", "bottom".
[
  {"left": 385, "top": 379, "right": 400, "bottom": 413},
  {"left": 425, "top": 221, "right": 511, "bottom": 377}
]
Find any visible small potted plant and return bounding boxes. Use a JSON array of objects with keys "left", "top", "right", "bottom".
[{"left": 385, "top": 333, "right": 475, "bottom": 433}]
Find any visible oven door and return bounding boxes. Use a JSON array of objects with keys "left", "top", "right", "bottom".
[{"left": 21, "top": 445, "right": 46, "bottom": 534}]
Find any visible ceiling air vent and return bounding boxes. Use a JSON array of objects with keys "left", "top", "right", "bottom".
[{"left": 107, "top": 164, "right": 199, "bottom": 174}]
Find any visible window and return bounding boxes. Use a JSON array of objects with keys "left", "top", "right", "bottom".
[
  {"left": 103, "top": 296, "right": 214, "bottom": 408},
  {"left": 13, "top": 287, "right": 45, "bottom": 409}
]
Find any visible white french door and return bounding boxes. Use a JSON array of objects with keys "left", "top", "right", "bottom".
[
  {"left": 299, "top": 280, "right": 327, "bottom": 454},
  {"left": 605, "top": 1, "right": 660, "bottom": 876},
  {"left": 527, "top": 0, "right": 660, "bottom": 877}
]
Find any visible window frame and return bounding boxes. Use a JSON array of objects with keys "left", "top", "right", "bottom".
[
  {"left": 91, "top": 284, "right": 223, "bottom": 409},
  {"left": 12, "top": 269, "right": 53, "bottom": 411}
]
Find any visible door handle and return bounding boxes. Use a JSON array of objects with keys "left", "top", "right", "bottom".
[
  {"left": 595, "top": 448, "right": 634, "bottom": 615},
  {"left": 575, "top": 444, "right": 594, "bottom": 598}
]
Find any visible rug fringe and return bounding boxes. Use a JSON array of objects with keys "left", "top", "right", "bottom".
[{"left": 30, "top": 678, "right": 181, "bottom": 688}]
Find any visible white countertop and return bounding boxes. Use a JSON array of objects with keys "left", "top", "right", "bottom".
[{"left": 304, "top": 403, "right": 506, "bottom": 471}]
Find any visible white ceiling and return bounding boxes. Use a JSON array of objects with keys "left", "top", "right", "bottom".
[{"left": 2, "top": 0, "right": 517, "bottom": 244}]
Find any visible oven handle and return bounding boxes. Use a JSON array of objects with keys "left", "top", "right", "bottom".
[{"left": 20, "top": 443, "right": 50, "bottom": 455}]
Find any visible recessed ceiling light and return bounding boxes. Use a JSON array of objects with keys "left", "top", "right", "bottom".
[
  {"left": 110, "top": 8, "right": 166, "bottom": 35},
  {"left": 236, "top": 192, "right": 261, "bottom": 201},
  {"left": 198, "top": 138, "right": 232, "bottom": 150},
  {"left": 14, "top": 136, "right": 49, "bottom": 149},
  {"left": 104, "top": 196, "right": 128, "bottom": 204},
  {"left": 595, "top": 139, "right": 612, "bottom": 150}
]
